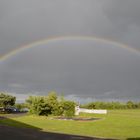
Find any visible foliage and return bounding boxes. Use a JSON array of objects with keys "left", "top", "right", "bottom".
[
  {"left": 81, "top": 101, "right": 140, "bottom": 110},
  {"left": 14, "top": 103, "right": 28, "bottom": 110},
  {"left": 126, "top": 100, "right": 135, "bottom": 109},
  {"left": 0, "top": 93, "right": 16, "bottom": 108},
  {"left": 26, "top": 96, "right": 50, "bottom": 115},
  {"left": 45, "top": 91, "right": 59, "bottom": 115},
  {"left": 26, "top": 91, "right": 75, "bottom": 117},
  {"left": 62, "top": 100, "right": 75, "bottom": 117}
]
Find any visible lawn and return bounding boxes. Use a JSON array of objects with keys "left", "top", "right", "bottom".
[{"left": 0, "top": 110, "right": 140, "bottom": 139}]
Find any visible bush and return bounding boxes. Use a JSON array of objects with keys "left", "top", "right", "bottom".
[
  {"left": 63, "top": 101, "right": 75, "bottom": 117},
  {"left": 26, "top": 91, "right": 76, "bottom": 117},
  {"left": 26, "top": 96, "right": 51, "bottom": 115}
]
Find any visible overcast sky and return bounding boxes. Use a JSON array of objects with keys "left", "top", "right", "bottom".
[{"left": 0, "top": 0, "right": 140, "bottom": 102}]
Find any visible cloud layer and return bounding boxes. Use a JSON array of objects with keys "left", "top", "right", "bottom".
[
  {"left": 0, "top": 0, "right": 140, "bottom": 102},
  {"left": 1, "top": 39, "right": 140, "bottom": 102}
]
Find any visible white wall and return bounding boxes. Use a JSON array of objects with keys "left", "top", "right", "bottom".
[{"left": 75, "top": 106, "right": 107, "bottom": 115}]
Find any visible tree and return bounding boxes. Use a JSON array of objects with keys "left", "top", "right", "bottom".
[
  {"left": 63, "top": 100, "right": 75, "bottom": 117},
  {"left": 26, "top": 91, "right": 60, "bottom": 116},
  {"left": 26, "top": 91, "right": 76, "bottom": 117},
  {"left": 46, "top": 91, "right": 59, "bottom": 115},
  {"left": 14, "top": 103, "right": 28, "bottom": 110},
  {"left": 0, "top": 93, "right": 16, "bottom": 108},
  {"left": 126, "top": 101, "right": 134, "bottom": 109},
  {"left": 26, "top": 96, "right": 51, "bottom": 115}
]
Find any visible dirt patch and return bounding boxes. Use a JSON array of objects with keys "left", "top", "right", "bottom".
[{"left": 54, "top": 117, "right": 102, "bottom": 121}]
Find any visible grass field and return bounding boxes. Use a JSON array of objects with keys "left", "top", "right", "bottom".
[{"left": 0, "top": 110, "right": 140, "bottom": 139}]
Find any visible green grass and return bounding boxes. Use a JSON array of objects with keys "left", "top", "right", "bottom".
[{"left": 1, "top": 110, "right": 140, "bottom": 139}]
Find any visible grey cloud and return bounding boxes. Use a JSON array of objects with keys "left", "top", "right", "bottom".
[
  {"left": 1, "top": 40, "right": 140, "bottom": 101},
  {"left": 0, "top": 0, "right": 140, "bottom": 102},
  {"left": 0, "top": 0, "right": 119, "bottom": 55},
  {"left": 102, "top": 0, "right": 140, "bottom": 48},
  {"left": 103, "top": 0, "right": 140, "bottom": 27}
]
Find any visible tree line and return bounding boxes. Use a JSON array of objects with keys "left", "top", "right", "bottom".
[
  {"left": 81, "top": 101, "right": 140, "bottom": 109},
  {"left": 1, "top": 92, "right": 140, "bottom": 117}
]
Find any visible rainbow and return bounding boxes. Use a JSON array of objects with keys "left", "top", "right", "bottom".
[{"left": 0, "top": 36, "right": 140, "bottom": 62}]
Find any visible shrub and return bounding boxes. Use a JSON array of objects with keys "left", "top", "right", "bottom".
[
  {"left": 63, "top": 101, "right": 75, "bottom": 117},
  {"left": 26, "top": 91, "right": 76, "bottom": 117}
]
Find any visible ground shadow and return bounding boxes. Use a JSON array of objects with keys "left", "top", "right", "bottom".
[
  {"left": 0, "top": 113, "right": 115, "bottom": 140},
  {"left": 0, "top": 113, "right": 40, "bottom": 130}
]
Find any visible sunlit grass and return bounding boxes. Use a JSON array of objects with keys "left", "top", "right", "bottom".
[{"left": 0, "top": 110, "right": 140, "bottom": 139}]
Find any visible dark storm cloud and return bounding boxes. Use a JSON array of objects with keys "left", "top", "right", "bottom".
[
  {"left": 102, "top": 0, "right": 140, "bottom": 49},
  {"left": 1, "top": 0, "right": 140, "bottom": 54},
  {"left": 0, "top": 0, "right": 140, "bottom": 101},
  {"left": 0, "top": 0, "right": 140, "bottom": 56},
  {"left": 0, "top": 40, "right": 140, "bottom": 102},
  {"left": 0, "top": 0, "right": 137, "bottom": 55},
  {"left": 103, "top": 0, "right": 140, "bottom": 27}
]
